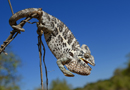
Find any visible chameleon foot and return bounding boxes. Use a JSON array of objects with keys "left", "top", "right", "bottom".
[
  {"left": 57, "top": 57, "right": 74, "bottom": 77},
  {"left": 63, "top": 70, "right": 74, "bottom": 77},
  {"left": 12, "top": 25, "right": 25, "bottom": 32}
]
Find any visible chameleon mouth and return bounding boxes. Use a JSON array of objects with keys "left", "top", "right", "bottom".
[{"left": 80, "top": 58, "right": 92, "bottom": 71}]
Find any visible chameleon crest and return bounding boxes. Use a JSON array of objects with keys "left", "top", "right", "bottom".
[{"left": 9, "top": 8, "right": 95, "bottom": 77}]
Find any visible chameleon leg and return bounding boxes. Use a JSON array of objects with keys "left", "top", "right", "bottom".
[{"left": 57, "top": 57, "right": 74, "bottom": 77}]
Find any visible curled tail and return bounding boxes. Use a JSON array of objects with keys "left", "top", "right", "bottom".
[{"left": 9, "top": 8, "right": 43, "bottom": 26}]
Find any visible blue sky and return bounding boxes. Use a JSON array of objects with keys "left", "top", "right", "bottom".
[{"left": 0, "top": 0, "right": 130, "bottom": 90}]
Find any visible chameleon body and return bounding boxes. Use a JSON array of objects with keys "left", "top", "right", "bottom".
[{"left": 9, "top": 8, "right": 95, "bottom": 77}]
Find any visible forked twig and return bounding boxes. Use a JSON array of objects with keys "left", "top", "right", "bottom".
[
  {"left": 0, "top": 0, "right": 16, "bottom": 55},
  {"left": 38, "top": 35, "right": 44, "bottom": 90},
  {"left": 2, "top": 2, "right": 49, "bottom": 89},
  {"left": 37, "top": 28, "right": 48, "bottom": 90},
  {"left": 0, "top": 15, "right": 36, "bottom": 55},
  {"left": 41, "top": 39, "right": 48, "bottom": 90}
]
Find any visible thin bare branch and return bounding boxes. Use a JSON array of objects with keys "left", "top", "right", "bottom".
[
  {"left": 8, "top": 0, "right": 14, "bottom": 15},
  {"left": 38, "top": 35, "right": 44, "bottom": 90}
]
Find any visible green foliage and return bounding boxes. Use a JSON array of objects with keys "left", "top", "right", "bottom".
[
  {"left": 50, "top": 78, "right": 72, "bottom": 90},
  {"left": 34, "top": 78, "right": 72, "bottom": 90},
  {"left": 122, "top": 53, "right": 130, "bottom": 76},
  {"left": 0, "top": 52, "right": 21, "bottom": 90},
  {"left": 74, "top": 53, "right": 130, "bottom": 90}
]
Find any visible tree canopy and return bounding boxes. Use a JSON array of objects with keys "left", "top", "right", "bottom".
[
  {"left": 0, "top": 51, "right": 21, "bottom": 90},
  {"left": 50, "top": 78, "right": 72, "bottom": 90}
]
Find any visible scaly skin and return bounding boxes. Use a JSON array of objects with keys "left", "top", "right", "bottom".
[{"left": 9, "top": 8, "right": 95, "bottom": 77}]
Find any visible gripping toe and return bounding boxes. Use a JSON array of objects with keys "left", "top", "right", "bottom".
[{"left": 64, "top": 70, "right": 74, "bottom": 77}]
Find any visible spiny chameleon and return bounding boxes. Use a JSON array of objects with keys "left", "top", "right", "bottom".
[{"left": 9, "top": 8, "right": 95, "bottom": 77}]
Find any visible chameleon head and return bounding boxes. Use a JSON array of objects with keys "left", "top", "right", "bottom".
[
  {"left": 79, "top": 44, "right": 95, "bottom": 67},
  {"left": 65, "top": 44, "right": 95, "bottom": 76}
]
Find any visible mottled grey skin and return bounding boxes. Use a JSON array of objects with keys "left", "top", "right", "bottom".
[{"left": 9, "top": 8, "right": 95, "bottom": 77}]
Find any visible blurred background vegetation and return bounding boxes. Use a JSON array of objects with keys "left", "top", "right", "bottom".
[
  {"left": 0, "top": 49, "right": 130, "bottom": 90},
  {"left": 0, "top": 49, "right": 21, "bottom": 90}
]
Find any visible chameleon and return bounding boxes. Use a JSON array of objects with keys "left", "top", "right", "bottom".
[{"left": 9, "top": 8, "right": 95, "bottom": 77}]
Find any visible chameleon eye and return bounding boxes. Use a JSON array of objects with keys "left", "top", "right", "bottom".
[{"left": 84, "top": 53, "right": 90, "bottom": 58}]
